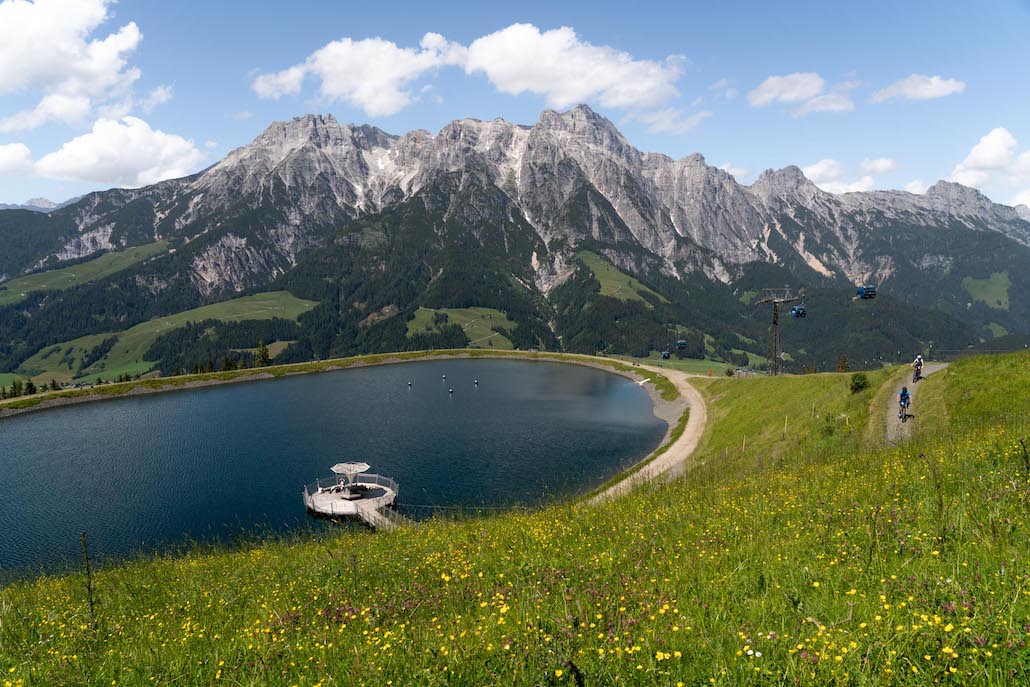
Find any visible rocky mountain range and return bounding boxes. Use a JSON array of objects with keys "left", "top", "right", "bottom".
[
  {"left": 1, "top": 105, "right": 1028, "bottom": 376},
  {"left": 7, "top": 105, "right": 1030, "bottom": 290},
  {"left": 0, "top": 197, "right": 79, "bottom": 213}
]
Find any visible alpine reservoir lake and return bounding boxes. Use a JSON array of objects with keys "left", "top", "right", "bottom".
[{"left": 0, "top": 359, "right": 666, "bottom": 573}]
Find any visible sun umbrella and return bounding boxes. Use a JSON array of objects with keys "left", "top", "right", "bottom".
[{"left": 330, "top": 461, "right": 371, "bottom": 484}]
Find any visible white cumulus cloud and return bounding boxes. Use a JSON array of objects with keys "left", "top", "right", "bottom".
[
  {"left": 719, "top": 162, "right": 749, "bottom": 178},
  {"left": 0, "top": 0, "right": 142, "bottom": 130},
  {"left": 252, "top": 33, "right": 465, "bottom": 116},
  {"left": 904, "top": 179, "right": 928, "bottom": 194},
  {"left": 252, "top": 23, "right": 688, "bottom": 117},
  {"left": 793, "top": 91, "right": 854, "bottom": 116},
  {"left": 803, "top": 157, "right": 879, "bottom": 194},
  {"left": 35, "top": 116, "right": 204, "bottom": 187},
  {"left": 748, "top": 73, "right": 825, "bottom": 106},
  {"left": 1010, "top": 188, "right": 1030, "bottom": 208},
  {"left": 141, "top": 84, "right": 173, "bottom": 113},
  {"left": 637, "top": 108, "right": 711, "bottom": 135},
  {"left": 708, "top": 77, "right": 736, "bottom": 101},
  {"left": 802, "top": 158, "right": 845, "bottom": 184},
  {"left": 0, "top": 93, "right": 92, "bottom": 133},
  {"left": 859, "top": 157, "right": 897, "bottom": 175},
  {"left": 821, "top": 176, "right": 875, "bottom": 194},
  {"left": 465, "top": 24, "right": 684, "bottom": 110},
  {"left": 871, "top": 74, "right": 965, "bottom": 103},
  {"left": 251, "top": 64, "right": 307, "bottom": 100},
  {"left": 750, "top": 73, "right": 857, "bottom": 117},
  {"left": 950, "top": 127, "right": 1030, "bottom": 189},
  {"left": 0, "top": 142, "right": 33, "bottom": 174}
]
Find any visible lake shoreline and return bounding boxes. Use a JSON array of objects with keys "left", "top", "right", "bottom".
[
  {"left": 0, "top": 352, "right": 682, "bottom": 578},
  {"left": 0, "top": 350, "right": 685, "bottom": 430}
]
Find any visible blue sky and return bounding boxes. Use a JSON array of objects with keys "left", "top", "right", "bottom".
[{"left": 1, "top": 0, "right": 1029, "bottom": 206}]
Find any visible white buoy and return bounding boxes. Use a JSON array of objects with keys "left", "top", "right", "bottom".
[
  {"left": 407, "top": 381, "right": 412, "bottom": 387},
  {"left": 448, "top": 388, "right": 453, "bottom": 394},
  {"left": 474, "top": 379, "right": 478, "bottom": 385}
]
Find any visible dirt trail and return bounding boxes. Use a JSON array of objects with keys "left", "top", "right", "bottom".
[
  {"left": 885, "top": 362, "right": 947, "bottom": 442},
  {"left": 588, "top": 365, "right": 707, "bottom": 504}
]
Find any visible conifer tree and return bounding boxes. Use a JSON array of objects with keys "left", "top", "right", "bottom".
[{"left": 256, "top": 340, "right": 272, "bottom": 367}]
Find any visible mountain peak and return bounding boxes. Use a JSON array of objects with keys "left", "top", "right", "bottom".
[
  {"left": 1016, "top": 204, "right": 1030, "bottom": 222},
  {"left": 24, "top": 197, "right": 58, "bottom": 209},
  {"left": 750, "top": 165, "right": 817, "bottom": 196},
  {"left": 925, "top": 179, "right": 989, "bottom": 203},
  {"left": 251, "top": 113, "right": 345, "bottom": 148},
  {"left": 0, "top": 197, "right": 74, "bottom": 212},
  {"left": 538, "top": 104, "right": 614, "bottom": 130},
  {"left": 238, "top": 114, "right": 397, "bottom": 164},
  {"left": 267, "top": 113, "right": 339, "bottom": 134}
]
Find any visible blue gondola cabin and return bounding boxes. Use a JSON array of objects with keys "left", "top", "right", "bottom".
[
  {"left": 856, "top": 285, "right": 877, "bottom": 299},
  {"left": 791, "top": 306, "right": 806, "bottom": 318}
]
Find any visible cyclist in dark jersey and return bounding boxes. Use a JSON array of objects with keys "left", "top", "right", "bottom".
[{"left": 898, "top": 386, "right": 911, "bottom": 419}]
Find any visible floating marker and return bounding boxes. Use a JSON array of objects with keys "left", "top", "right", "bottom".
[
  {"left": 448, "top": 388, "right": 453, "bottom": 394},
  {"left": 407, "top": 381, "right": 412, "bottom": 387},
  {"left": 474, "top": 379, "right": 478, "bottom": 385}
]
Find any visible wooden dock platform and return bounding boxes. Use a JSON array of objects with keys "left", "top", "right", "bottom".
[{"left": 303, "top": 474, "right": 406, "bottom": 530}]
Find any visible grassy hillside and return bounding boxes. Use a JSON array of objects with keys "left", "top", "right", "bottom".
[
  {"left": 962, "top": 271, "right": 1011, "bottom": 310},
  {"left": 16, "top": 291, "right": 316, "bottom": 383},
  {"left": 406, "top": 306, "right": 517, "bottom": 349},
  {"left": 1, "top": 352, "right": 1027, "bottom": 685},
  {"left": 0, "top": 242, "right": 168, "bottom": 307},
  {"left": 690, "top": 366, "right": 892, "bottom": 470},
  {"left": 614, "top": 353, "right": 735, "bottom": 376},
  {"left": 578, "top": 250, "right": 668, "bottom": 305}
]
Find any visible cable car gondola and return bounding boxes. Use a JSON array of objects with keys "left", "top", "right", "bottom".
[
  {"left": 790, "top": 305, "right": 807, "bottom": 318},
  {"left": 856, "top": 285, "right": 877, "bottom": 300}
]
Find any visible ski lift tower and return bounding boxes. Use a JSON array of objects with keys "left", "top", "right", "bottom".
[{"left": 755, "top": 287, "right": 805, "bottom": 375}]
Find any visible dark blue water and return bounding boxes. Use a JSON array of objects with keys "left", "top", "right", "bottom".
[{"left": 0, "top": 359, "right": 664, "bottom": 572}]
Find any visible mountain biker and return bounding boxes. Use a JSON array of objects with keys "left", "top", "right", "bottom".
[
  {"left": 898, "top": 386, "right": 911, "bottom": 418},
  {"left": 912, "top": 354, "right": 924, "bottom": 375}
]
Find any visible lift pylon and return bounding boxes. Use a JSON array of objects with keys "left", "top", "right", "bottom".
[{"left": 754, "top": 287, "right": 805, "bottom": 375}]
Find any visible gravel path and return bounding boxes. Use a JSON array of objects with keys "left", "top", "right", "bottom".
[
  {"left": 885, "top": 362, "right": 947, "bottom": 442},
  {"left": 588, "top": 365, "right": 707, "bottom": 504}
]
